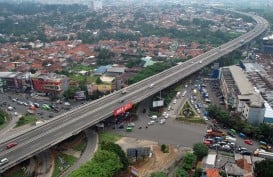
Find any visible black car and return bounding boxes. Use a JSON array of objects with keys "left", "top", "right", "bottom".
[{"left": 241, "top": 150, "right": 252, "bottom": 156}]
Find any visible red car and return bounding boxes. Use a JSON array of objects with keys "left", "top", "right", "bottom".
[
  {"left": 244, "top": 139, "right": 253, "bottom": 145},
  {"left": 6, "top": 142, "right": 17, "bottom": 149}
]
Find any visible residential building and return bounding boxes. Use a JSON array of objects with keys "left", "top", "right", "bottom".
[{"left": 31, "top": 72, "right": 69, "bottom": 97}]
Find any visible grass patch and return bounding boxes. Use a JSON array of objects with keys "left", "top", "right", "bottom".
[
  {"left": 4, "top": 167, "right": 24, "bottom": 177},
  {"left": 176, "top": 117, "right": 206, "bottom": 124},
  {"left": 71, "top": 64, "right": 94, "bottom": 71},
  {"left": 16, "top": 114, "right": 38, "bottom": 127},
  {"left": 99, "top": 132, "right": 122, "bottom": 144},
  {"left": 73, "top": 140, "right": 86, "bottom": 152},
  {"left": 52, "top": 153, "right": 78, "bottom": 177},
  {"left": 218, "top": 151, "right": 234, "bottom": 157}
]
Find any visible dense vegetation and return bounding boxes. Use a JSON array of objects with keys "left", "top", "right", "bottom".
[
  {"left": 207, "top": 105, "right": 273, "bottom": 143},
  {"left": 193, "top": 143, "right": 209, "bottom": 160},
  {"left": 0, "top": 109, "right": 9, "bottom": 126},
  {"left": 176, "top": 152, "right": 197, "bottom": 177},
  {"left": 68, "top": 137, "right": 127, "bottom": 177},
  {"left": 254, "top": 159, "right": 273, "bottom": 177}
]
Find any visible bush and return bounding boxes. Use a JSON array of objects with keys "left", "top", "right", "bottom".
[
  {"left": 160, "top": 144, "right": 169, "bottom": 153},
  {"left": 193, "top": 143, "right": 208, "bottom": 160}
]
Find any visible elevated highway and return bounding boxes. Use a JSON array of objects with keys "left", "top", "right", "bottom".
[{"left": 0, "top": 12, "right": 269, "bottom": 173}]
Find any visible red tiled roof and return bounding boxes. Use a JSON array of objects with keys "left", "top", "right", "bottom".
[{"left": 206, "top": 168, "right": 220, "bottom": 177}]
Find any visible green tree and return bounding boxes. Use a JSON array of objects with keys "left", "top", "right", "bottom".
[
  {"left": 193, "top": 168, "right": 202, "bottom": 177},
  {"left": 69, "top": 150, "right": 122, "bottom": 177},
  {"left": 96, "top": 77, "right": 102, "bottom": 84},
  {"left": 176, "top": 168, "right": 189, "bottom": 177},
  {"left": 150, "top": 172, "right": 167, "bottom": 177},
  {"left": 63, "top": 86, "right": 78, "bottom": 99},
  {"left": 100, "top": 141, "right": 129, "bottom": 170},
  {"left": 182, "top": 153, "right": 196, "bottom": 172},
  {"left": 0, "top": 109, "right": 8, "bottom": 126},
  {"left": 254, "top": 160, "right": 273, "bottom": 177},
  {"left": 193, "top": 143, "right": 208, "bottom": 160}
]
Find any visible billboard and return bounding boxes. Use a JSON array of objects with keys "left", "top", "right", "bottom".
[
  {"left": 87, "top": 84, "right": 112, "bottom": 95},
  {"left": 152, "top": 100, "right": 164, "bottom": 108},
  {"left": 74, "top": 91, "right": 86, "bottom": 100},
  {"left": 114, "top": 102, "right": 133, "bottom": 116}
]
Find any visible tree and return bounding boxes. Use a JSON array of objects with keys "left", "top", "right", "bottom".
[
  {"left": 150, "top": 172, "right": 167, "bottom": 177},
  {"left": 176, "top": 168, "right": 189, "bottom": 177},
  {"left": 193, "top": 143, "right": 208, "bottom": 160},
  {"left": 254, "top": 160, "right": 273, "bottom": 177},
  {"left": 69, "top": 150, "right": 123, "bottom": 177},
  {"left": 100, "top": 141, "right": 129, "bottom": 170},
  {"left": 96, "top": 77, "right": 102, "bottom": 84},
  {"left": 193, "top": 168, "right": 202, "bottom": 177},
  {"left": 182, "top": 153, "right": 196, "bottom": 172},
  {"left": 0, "top": 109, "right": 8, "bottom": 126}
]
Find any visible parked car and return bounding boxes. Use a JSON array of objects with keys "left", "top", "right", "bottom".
[{"left": 244, "top": 139, "right": 253, "bottom": 145}]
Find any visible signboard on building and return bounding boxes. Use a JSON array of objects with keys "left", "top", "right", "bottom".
[
  {"left": 152, "top": 100, "right": 164, "bottom": 108},
  {"left": 87, "top": 84, "right": 112, "bottom": 95},
  {"left": 74, "top": 91, "right": 86, "bottom": 100},
  {"left": 114, "top": 102, "right": 133, "bottom": 116}
]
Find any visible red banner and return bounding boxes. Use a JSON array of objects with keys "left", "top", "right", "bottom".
[{"left": 114, "top": 102, "right": 133, "bottom": 116}]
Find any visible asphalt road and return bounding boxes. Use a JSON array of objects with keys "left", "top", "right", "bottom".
[{"left": 0, "top": 13, "right": 269, "bottom": 173}]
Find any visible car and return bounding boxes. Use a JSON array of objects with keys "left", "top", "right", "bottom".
[
  {"left": 241, "top": 150, "right": 252, "bottom": 156},
  {"left": 14, "top": 112, "right": 18, "bottom": 116},
  {"left": 119, "top": 99, "right": 124, "bottom": 103},
  {"left": 64, "top": 102, "right": 71, "bottom": 106},
  {"left": 48, "top": 114, "right": 54, "bottom": 118},
  {"left": 41, "top": 104, "right": 51, "bottom": 110},
  {"left": 6, "top": 142, "right": 17, "bottom": 149},
  {"left": 0, "top": 158, "right": 9, "bottom": 166},
  {"left": 199, "top": 61, "right": 203, "bottom": 64},
  {"left": 244, "top": 139, "right": 253, "bottom": 145},
  {"left": 203, "top": 116, "right": 208, "bottom": 121},
  {"left": 173, "top": 99, "right": 177, "bottom": 104},
  {"left": 148, "top": 120, "right": 155, "bottom": 125},
  {"left": 167, "top": 106, "right": 171, "bottom": 111},
  {"left": 121, "top": 90, "right": 127, "bottom": 94},
  {"left": 34, "top": 103, "right": 40, "bottom": 108},
  {"left": 149, "top": 83, "right": 154, "bottom": 88}
]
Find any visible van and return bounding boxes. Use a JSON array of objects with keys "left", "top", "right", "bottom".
[{"left": 0, "top": 158, "right": 9, "bottom": 166}]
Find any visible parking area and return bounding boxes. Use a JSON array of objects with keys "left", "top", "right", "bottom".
[{"left": 0, "top": 92, "right": 86, "bottom": 121}]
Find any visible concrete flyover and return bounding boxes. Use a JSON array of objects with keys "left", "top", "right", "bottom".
[{"left": 0, "top": 12, "right": 269, "bottom": 173}]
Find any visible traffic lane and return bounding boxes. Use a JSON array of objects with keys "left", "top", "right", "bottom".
[{"left": 116, "top": 118, "right": 206, "bottom": 147}]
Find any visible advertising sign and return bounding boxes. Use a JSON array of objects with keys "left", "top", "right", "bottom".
[
  {"left": 152, "top": 100, "right": 164, "bottom": 108},
  {"left": 114, "top": 102, "right": 133, "bottom": 116}
]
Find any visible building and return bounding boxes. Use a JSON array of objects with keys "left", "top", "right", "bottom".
[
  {"left": 203, "top": 154, "right": 217, "bottom": 169},
  {"left": 105, "top": 66, "right": 127, "bottom": 77},
  {"left": 261, "top": 34, "right": 273, "bottom": 54},
  {"left": 219, "top": 65, "right": 265, "bottom": 125},
  {"left": 0, "top": 72, "right": 32, "bottom": 92},
  {"left": 89, "top": 1, "right": 102, "bottom": 11},
  {"left": 31, "top": 72, "right": 69, "bottom": 97}
]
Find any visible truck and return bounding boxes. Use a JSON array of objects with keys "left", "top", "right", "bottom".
[{"left": 206, "top": 129, "right": 225, "bottom": 137}]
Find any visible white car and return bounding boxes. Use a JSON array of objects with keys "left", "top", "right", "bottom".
[
  {"left": 14, "top": 112, "right": 18, "bottom": 116},
  {"left": 149, "top": 83, "right": 154, "bottom": 88},
  {"left": 148, "top": 120, "right": 155, "bottom": 125},
  {"left": 173, "top": 99, "right": 177, "bottom": 104}
]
